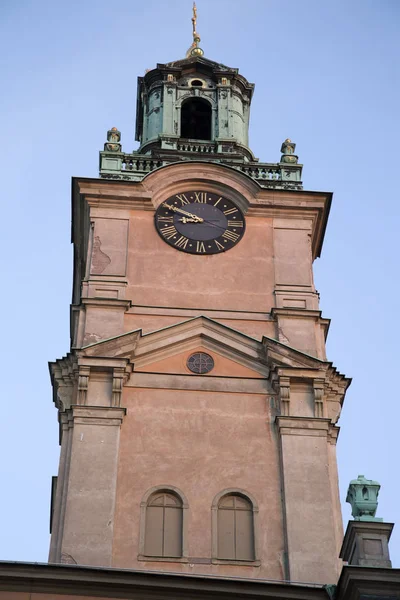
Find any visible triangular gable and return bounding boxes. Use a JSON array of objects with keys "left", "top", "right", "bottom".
[
  {"left": 80, "top": 316, "right": 340, "bottom": 378},
  {"left": 138, "top": 344, "right": 265, "bottom": 378}
]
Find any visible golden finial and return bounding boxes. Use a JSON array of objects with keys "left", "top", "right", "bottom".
[{"left": 186, "top": 2, "right": 204, "bottom": 58}]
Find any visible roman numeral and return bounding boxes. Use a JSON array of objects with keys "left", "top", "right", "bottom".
[
  {"left": 223, "top": 230, "right": 240, "bottom": 242},
  {"left": 223, "top": 207, "right": 238, "bottom": 216},
  {"left": 161, "top": 225, "right": 177, "bottom": 239},
  {"left": 175, "top": 193, "right": 190, "bottom": 205},
  {"left": 227, "top": 220, "right": 243, "bottom": 228},
  {"left": 174, "top": 235, "right": 189, "bottom": 249},
  {"left": 158, "top": 216, "right": 174, "bottom": 223},
  {"left": 214, "top": 240, "right": 225, "bottom": 251},
  {"left": 194, "top": 191, "right": 207, "bottom": 203},
  {"left": 214, "top": 197, "right": 222, "bottom": 207},
  {"left": 196, "top": 241, "right": 206, "bottom": 253}
]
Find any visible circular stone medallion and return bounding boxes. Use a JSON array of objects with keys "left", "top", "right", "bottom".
[{"left": 187, "top": 352, "right": 214, "bottom": 374}]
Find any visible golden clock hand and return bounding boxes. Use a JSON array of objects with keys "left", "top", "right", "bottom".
[{"left": 162, "top": 202, "right": 204, "bottom": 222}]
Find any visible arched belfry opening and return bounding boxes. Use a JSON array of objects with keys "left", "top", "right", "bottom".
[{"left": 180, "top": 98, "right": 212, "bottom": 140}]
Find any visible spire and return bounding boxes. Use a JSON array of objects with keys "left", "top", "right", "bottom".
[{"left": 186, "top": 2, "right": 204, "bottom": 58}]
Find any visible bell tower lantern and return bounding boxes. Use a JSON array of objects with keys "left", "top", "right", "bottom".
[
  {"left": 135, "top": 3, "right": 254, "bottom": 161},
  {"left": 135, "top": 57, "right": 255, "bottom": 161}
]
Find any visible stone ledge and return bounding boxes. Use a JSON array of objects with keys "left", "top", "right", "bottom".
[
  {"left": 276, "top": 416, "right": 332, "bottom": 436},
  {"left": 69, "top": 405, "right": 126, "bottom": 425}
]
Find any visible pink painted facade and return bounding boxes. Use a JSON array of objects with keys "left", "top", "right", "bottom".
[{"left": 49, "top": 57, "right": 350, "bottom": 586}]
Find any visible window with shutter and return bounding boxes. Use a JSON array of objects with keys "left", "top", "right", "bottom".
[
  {"left": 144, "top": 492, "right": 183, "bottom": 557},
  {"left": 217, "top": 494, "right": 255, "bottom": 561}
]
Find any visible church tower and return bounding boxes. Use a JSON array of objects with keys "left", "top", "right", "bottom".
[{"left": 49, "top": 8, "right": 350, "bottom": 586}]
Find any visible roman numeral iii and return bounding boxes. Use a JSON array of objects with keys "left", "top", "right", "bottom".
[{"left": 227, "top": 220, "right": 243, "bottom": 228}]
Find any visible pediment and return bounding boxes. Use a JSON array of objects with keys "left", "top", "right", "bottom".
[
  {"left": 80, "top": 316, "right": 333, "bottom": 378},
  {"left": 138, "top": 344, "right": 265, "bottom": 378},
  {"left": 121, "top": 317, "right": 265, "bottom": 375}
]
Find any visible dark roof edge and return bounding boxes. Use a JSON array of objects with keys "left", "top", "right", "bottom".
[{"left": 0, "top": 561, "right": 331, "bottom": 599}]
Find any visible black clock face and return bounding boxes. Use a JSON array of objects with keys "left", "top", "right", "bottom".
[{"left": 154, "top": 191, "right": 245, "bottom": 255}]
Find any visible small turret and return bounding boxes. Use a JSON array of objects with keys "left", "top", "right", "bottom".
[
  {"left": 340, "top": 475, "right": 394, "bottom": 568},
  {"left": 346, "top": 474, "right": 382, "bottom": 522}
]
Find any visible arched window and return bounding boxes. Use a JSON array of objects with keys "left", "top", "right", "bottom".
[
  {"left": 144, "top": 491, "right": 183, "bottom": 557},
  {"left": 181, "top": 98, "right": 212, "bottom": 140},
  {"left": 217, "top": 493, "right": 255, "bottom": 561}
]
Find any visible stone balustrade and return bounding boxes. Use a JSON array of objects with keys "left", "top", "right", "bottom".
[
  {"left": 177, "top": 141, "right": 217, "bottom": 153},
  {"left": 100, "top": 151, "right": 302, "bottom": 189}
]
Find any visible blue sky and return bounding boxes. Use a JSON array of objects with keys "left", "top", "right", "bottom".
[{"left": 1, "top": 0, "right": 399, "bottom": 569}]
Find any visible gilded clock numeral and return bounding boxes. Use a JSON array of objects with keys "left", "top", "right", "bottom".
[
  {"left": 223, "top": 207, "right": 238, "bottom": 216},
  {"left": 175, "top": 193, "right": 190, "bottom": 205},
  {"left": 156, "top": 192, "right": 245, "bottom": 254},
  {"left": 161, "top": 225, "right": 177, "bottom": 239},
  {"left": 194, "top": 191, "right": 207, "bottom": 203},
  {"left": 175, "top": 235, "right": 189, "bottom": 249},
  {"left": 223, "top": 230, "right": 240, "bottom": 242}
]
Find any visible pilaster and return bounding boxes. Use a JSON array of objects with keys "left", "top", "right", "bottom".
[
  {"left": 276, "top": 416, "right": 341, "bottom": 585},
  {"left": 48, "top": 410, "right": 74, "bottom": 562},
  {"left": 57, "top": 406, "right": 126, "bottom": 566}
]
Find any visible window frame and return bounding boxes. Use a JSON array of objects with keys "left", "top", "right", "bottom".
[
  {"left": 211, "top": 488, "right": 260, "bottom": 566},
  {"left": 138, "top": 485, "right": 189, "bottom": 562}
]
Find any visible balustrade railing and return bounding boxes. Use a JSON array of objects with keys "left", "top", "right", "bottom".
[
  {"left": 239, "top": 165, "right": 282, "bottom": 181},
  {"left": 177, "top": 141, "right": 216, "bottom": 153},
  {"left": 100, "top": 152, "right": 302, "bottom": 188},
  {"left": 121, "top": 155, "right": 164, "bottom": 173}
]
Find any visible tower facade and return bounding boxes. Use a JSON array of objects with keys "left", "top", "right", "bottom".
[{"left": 49, "top": 41, "right": 350, "bottom": 586}]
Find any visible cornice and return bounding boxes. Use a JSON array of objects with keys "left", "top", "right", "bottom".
[
  {"left": 337, "top": 564, "right": 400, "bottom": 600},
  {"left": 81, "top": 298, "right": 132, "bottom": 310},
  {"left": 69, "top": 405, "right": 126, "bottom": 426},
  {"left": 72, "top": 168, "right": 331, "bottom": 257},
  {"left": 276, "top": 417, "right": 340, "bottom": 439},
  {"left": 72, "top": 177, "right": 153, "bottom": 211},
  {"left": 0, "top": 561, "right": 331, "bottom": 600}
]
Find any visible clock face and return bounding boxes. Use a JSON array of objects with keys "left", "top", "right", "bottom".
[{"left": 154, "top": 191, "right": 245, "bottom": 255}]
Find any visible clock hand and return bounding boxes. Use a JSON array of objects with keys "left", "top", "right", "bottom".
[
  {"left": 200, "top": 219, "right": 227, "bottom": 231},
  {"left": 163, "top": 202, "right": 204, "bottom": 222},
  {"left": 179, "top": 217, "right": 221, "bottom": 224}
]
